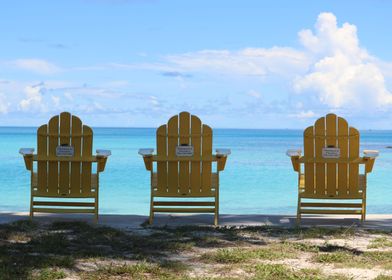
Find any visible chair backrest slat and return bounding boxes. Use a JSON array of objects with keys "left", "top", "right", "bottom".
[
  {"left": 37, "top": 125, "right": 48, "bottom": 193},
  {"left": 314, "top": 117, "right": 326, "bottom": 195},
  {"left": 349, "top": 127, "right": 360, "bottom": 195},
  {"left": 59, "top": 112, "right": 71, "bottom": 195},
  {"left": 190, "top": 115, "right": 202, "bottom": 194},
  {"left": 179, "top": 112, "right": 190, "bottom": 195},
  {"left": 81, "top": 125, "right": 93, "bottom": 194},
  {"left": 304, "top": 126, "right": 314, "bottom": 195},
  {"left": 337, "top": 117, "right": 349, "bottom": 195},
  {"left": 47, "top": 115, "right": 59, "bottom": 195},
  {"left": 167, "top": 115, "right": 179, "bottom": 195},
  {"left": 156, "top": 125, "right": 168, "bottom": 193},
  {"left": 36, "top": 112, "right": 94, "bottom": 196},
  {"left": 70, "top": 115, "right": 82, "bottom": 195},
  {"left": 326, "top": 114, "right": 337, "bottom": 196},
  {"left": 201, "top": 124, "right": 212, "bottom": 194},
  {"left": 303, "top": 113, "right": 360, "bottom": 197},
  {"left": 155, "top": 112, "right": 213, "bottom": 196}
]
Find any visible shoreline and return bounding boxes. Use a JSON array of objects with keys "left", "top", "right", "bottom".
[{"left": 2, "top": 212, "right": 392, "bottom": 229}]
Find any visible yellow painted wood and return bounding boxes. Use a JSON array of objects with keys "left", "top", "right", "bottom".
[
  {"left": 37, "top": 125, "right": 48, "bottom": 194},
  {"left": 326, "top": 114, "right": 337, "bottom": 196},
  {"left": 179, "top": 112, "right": 190, "bottom": 195},
  {"left": 48, "top": 115, "right": 59, "bottom": 196},
  {"left": 153, "top": 201, "right": 215, "bottom": 206},
  {"left": 201, "top": 124, "right": 212, "bottom": 195},
  {"left": 365, "top": 158, "right": 375, "bottom": 173},
  {"left": 33, "top": 208, "right": 95, "bottom": 214},
  {"left": 59, "top": 112, "right": 71, "bottom": 195},
  {"left": 337, "top": 117, "right": 349, "bottom": 195},
  {"left": 300, "top": 203, "right": 362, "bottom": 208},
  {"left": 81, "top": 125, "right": 93, "bottom": 195},
  {"left": 31, "top": 193, "right": 96, "bottom": 198},
  {"left": 167, "top": 115, "right": 179, "bottom": 195},
  {"left": 314, "top": 117, "right": 326, "bottom": 196},
  {"left": 349, "top": 127, "right": 360, "bottom": 195},
  {"left": 33, "top": 201, "right": 95, "bottom": 207},
  {"left": 190, "top": 115, "right": 202, "bottom": 194},
  {"left": 294, "top": 113, "right": 374, "bottom": 223},
  {"left": 304, "top": 126, "right": 314, "bottom": 195},
  {"left": 23, "top": 112, "right": 109, "bottom": 221},
  {"left": 152, "top": 192, "right": 215, "bottom": 198},
  {"left": 144, "top": 112, "right": 229, "bottom": 225},
  {"left": 70, "top": 116, "right": 82, "bottom": 195},
  {"left": 300, "top": 209, "right": 362, "bottom": 214},
  {"left": 153, "top": 208, "right": 215, "bottom": 213},
  {"left": 156, "top": 125, "right": 168, "bottom": 194},
  {"left": 299, "top": 193, "right": 363, "bottom": 199},
  {"left": 35, "top": 156, "right": 97, "bottom": 162}
]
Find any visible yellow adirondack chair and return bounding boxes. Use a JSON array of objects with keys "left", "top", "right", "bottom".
[
  {"left": 287, "top": 113, "right": 379, "bottom": 223},
  {"left": 139, "top": 111, "right": 230, "bottom": 225},
  {"left": 19, "top": 112, "right": 111, "bottom": 222}
]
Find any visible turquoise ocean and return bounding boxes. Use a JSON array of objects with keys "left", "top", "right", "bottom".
[{"left": 1, "top": 127, "right": 392, "bottom": 215}]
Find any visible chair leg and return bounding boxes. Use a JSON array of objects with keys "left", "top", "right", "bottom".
[
  {"left": 214, "top": 187, "right": 219, "bottom": 226},
  {"left": 149, "top": 212, "right": 154, "bottom": 225},
  {"left": 94, "top": 210, "right": 99, "bottom": 224},
  {"left": 361, "top": 200, "right": 366, "bottom": 223},
  {"left": 149, "top": 196, "right": 154, "bottom": 225},
  {"left": 296, "top": 197, "right": 301, "bottom": 225},
  {"left": 94, "top": 195, "right": 99, "bottom": 224},
  {"left": 29, "top": 196, "right": 34, "bottom": 220}
]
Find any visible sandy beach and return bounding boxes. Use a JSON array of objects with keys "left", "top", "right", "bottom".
[{"left": 1, "top": 213, "right": 392, "bottom": 279}]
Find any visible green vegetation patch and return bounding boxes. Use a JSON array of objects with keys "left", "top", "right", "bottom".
[{"left": 368, "top": 237, "right": 392, "bottom": 249}]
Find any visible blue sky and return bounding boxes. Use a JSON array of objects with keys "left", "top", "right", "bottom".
[{"left": 0, "top": 0, "right": 392, "bottom": 128}]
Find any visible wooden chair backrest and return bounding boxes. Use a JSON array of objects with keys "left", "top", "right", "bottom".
[
  {"left": 156, "top": 112, "right": 213, "bottom": 196},
  {"left": 36, "top": 112, "right": 93, "bottom": 197},
  {"left": 303, "top": 113, "right": 360, "bottom": 197}
]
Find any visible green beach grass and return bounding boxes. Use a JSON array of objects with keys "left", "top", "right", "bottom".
[{"left": 1, "top": 220, "right": 392, "bottom": 279}]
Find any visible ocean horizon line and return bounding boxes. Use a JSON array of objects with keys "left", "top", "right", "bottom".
[{"left": 0, "top": 126, "right": 390, "bottom": 132}]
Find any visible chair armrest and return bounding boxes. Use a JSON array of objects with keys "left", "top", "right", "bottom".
[
  {"left": 216, "top": 148, "right": 231, "bottom": 157},
  {"left": 96, "top": 149, "right": 112, "bottom": 157},
  {"left": 215, "top": 149, "right": 230, "bottom": 171},
  {"left": 363, "top": 150, "right": 379, "bottom": 173},
  {"left": 287, "top": 149, "right": 302, "bottom": 172},
  {"left": 96, "top": 149, "right": 111, "bottom": 172},
  {"left": 19, "top": 148, "right": 34, "bottom": 171},
  {"left": 138, "top": 148, "right": 154, "bottom": 156},
  {"left": 19, "top": 148, "right": 35, "bottom": 156},
  {"left": 139, "top": 148, "right": 154, "bottom": 171},
  {"left": 363, "top": 150, "right": 379, "bottom": 158},
  {"left": 286, "top": 149, "right": 302, "bottom": 157}
]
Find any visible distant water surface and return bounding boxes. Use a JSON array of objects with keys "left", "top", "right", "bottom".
[{"left": 1, "top": 127, "right": 391, "bottom": 215}]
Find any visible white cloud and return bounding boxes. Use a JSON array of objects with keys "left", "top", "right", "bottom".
[
  {"left": 0, "top": 93, "right": 10, "bottom": 114},
  {"left": 166, "top": 47, "right": 309, "bottom": 78},
  {"left": 18, "top": 83, "right": 47, "bottom": 112},
  {"left": 293, "top": 12, "right": 392, "bottom": 110},
  {"left": 290, "top": 110, "right": 316, "bottom": 119},
  {"left": 11, "top": 59, "right": 60, "bottom": 75},
  {"left": 247, "top": 90, "right": 262, "bottom": 99},
  {"left": 51, "top": 95, "right": 60, "bottom": 107},
  {"left": 160, "top": 12, "right": 392, "bottom": 114}
]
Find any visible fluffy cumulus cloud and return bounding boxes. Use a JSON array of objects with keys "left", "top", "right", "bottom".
[
  {"left": 18, "top": 83, "right": 47, "bottom": 112},
  {"left": 162, "top": 12, "right": 392, "bottom": 117},
  {"left": 293, "top": 12, "right": 392, "bottom": 110}
]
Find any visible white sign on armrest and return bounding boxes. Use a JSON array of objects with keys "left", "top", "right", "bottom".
[
  {"left": 56, "top": 145, "right": 74, "bottom": 157},
  {"left": 322, "top": 147, "right": 340, "bottom": 158},
  {"left": 176, "top": 145, "right": 194, "bottom": 157}
]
